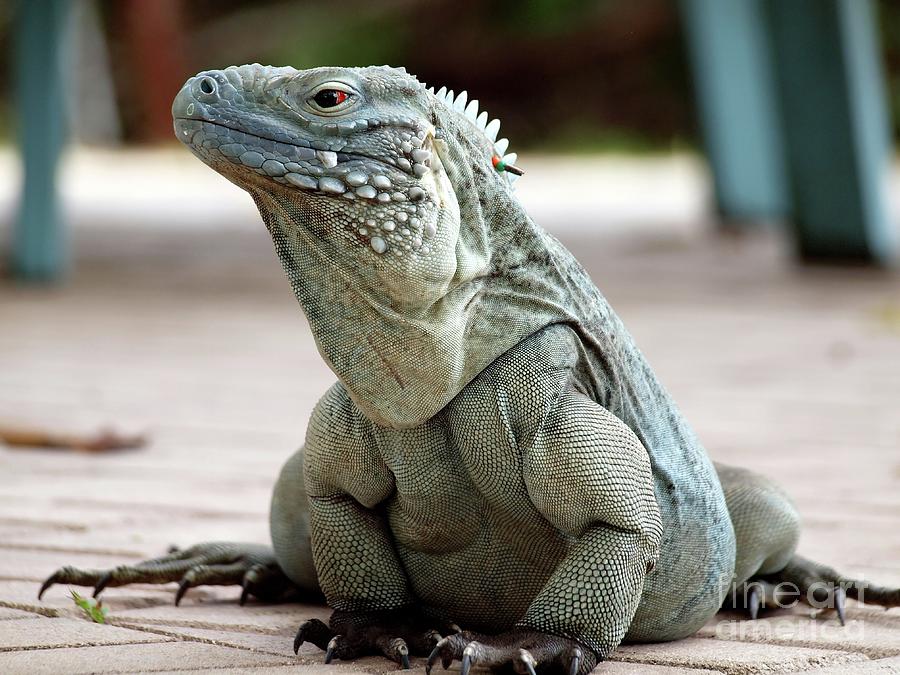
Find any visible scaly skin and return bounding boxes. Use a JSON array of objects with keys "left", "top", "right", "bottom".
[{"left": 41, "top": 64, "right": 900, "bottom": 673}]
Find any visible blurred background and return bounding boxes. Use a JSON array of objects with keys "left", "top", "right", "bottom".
[
  {"left": 2, "top": 0, "right": 900, "bottom": 276},
  {"left": 0, "top": 0, "right": 898, "bottom": 616},
  {"left": 2, "top": 0, "right": 900, "bottom": 149},
  {"left": 3, "top": 0, "right": 900, "bottom": 270}
]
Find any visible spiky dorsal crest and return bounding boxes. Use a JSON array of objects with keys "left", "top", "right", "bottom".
[{"left": 425, "top": 84, "right": 519, "bottom": 186}]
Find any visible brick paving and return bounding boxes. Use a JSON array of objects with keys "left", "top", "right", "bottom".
[{"left": 1, "top": 153, "right": 899, "bottom": 673}]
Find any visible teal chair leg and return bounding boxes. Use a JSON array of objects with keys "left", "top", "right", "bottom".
[
  {"left": 12, "top": 0, "right": 71, "bottom": 281},
  {"left": 679, "top": 0, "right": 789, "bottom": 223},
  {"left": 764, "top": 0, "right": 895, "bottom": 264}
]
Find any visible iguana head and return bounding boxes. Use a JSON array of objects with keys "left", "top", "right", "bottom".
[
  {"left": 173, "top": 63, "right": 518, "bottom": 296},
  {"left": 172, "top": 64, "right": 550, "bottom": 428}
]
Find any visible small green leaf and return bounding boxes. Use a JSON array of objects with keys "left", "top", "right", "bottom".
[{"left": 70, "top": 589, "right": 107, "bottom": 624}]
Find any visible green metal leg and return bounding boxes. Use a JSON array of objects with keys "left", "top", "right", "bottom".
[
  {"left": 12, "top": 0, "right": 71, "bottom": 281},
  {"left": 679, "top": 0, "right": 788, "bottom": 222},
  {"left": 764, "top": 0, "right": 894, "bottom": 264}
]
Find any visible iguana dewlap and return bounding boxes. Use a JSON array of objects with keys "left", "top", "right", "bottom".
[{"left": 41, "top": 64, "right": 900, "bottom": 674}]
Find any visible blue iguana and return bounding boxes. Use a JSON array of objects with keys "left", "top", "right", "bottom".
[{"left": 41, "top": 64, "right": 900, "bottom": 673}]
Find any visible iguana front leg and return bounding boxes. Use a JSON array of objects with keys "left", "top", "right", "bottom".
[
  {"left": 294, "top": 493, "right": 445, "bottom": 667},
  {"left": 297, "top": 384, "right": 456, "bottom": 667},
  {"left": 431, "top": 392, "right": 663, "bottom": 673}
]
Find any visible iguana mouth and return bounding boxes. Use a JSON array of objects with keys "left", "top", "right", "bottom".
[{"left": 175, "top": 116, "right": 404, "bottom": 178}]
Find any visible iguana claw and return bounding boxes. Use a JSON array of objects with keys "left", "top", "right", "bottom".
[
  {"left": 460, "top": 644, "right": 476, "bottom": 675},
  {"left": 568, "top": 647, "right": 583, "bottom": 675},
  {"left": 93, "top": 571, "right": 114, "bottom": 598},
  {"left": 399, "top": 643, "right": 411, "bottom": 669},
  {"left": 834, "top": 586, "right": 846, "bottom": 626},
  {"left": 747, "top": 585, "right": 761, "bottom": 620},
  {"left": 514, "top": 649, "right": 538, "bottom": 675},
  {"left": 174, "top": 578, "right": 193, "bottom": 606},
  {"left": 324, "top": 635, "right": 341, "bottom": 664}
]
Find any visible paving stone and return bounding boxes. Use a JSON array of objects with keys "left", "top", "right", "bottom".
[
  {"left": 0, "top": 579, "right": 180, "bottom": 618},
  {"left": 611, "top": 637, "right": 867, "bottom": 674},
  {"left": 108, "top": 599, "right": 328, "bottom": 634},
  {"left": 115, "top": 623, "right": 297, "bottom": 657},
  {"left": 0, "top": 516, "right": 269, "bottom": 555},
  {"left": 0, "top": 617, "right": 168, "bottom": 651},
  {"left": 596, "top": 664, "right": 723, "bottom": 674},
  {"left": 0, "top": 546, "right": 150, "bottom": 582},
  {"left": 799, "top": 656, "right": 900, "bottom": 674},
  {"left": 0, "top": 640, "right": 293, "bottom": 674},
  {"left": 0, "top": 608, "right": 41, "bottom": 621},
  {"left": 148, "top": 663, "right": 721, "bottom": 675},
  {"left": 120, "top": 623, "right": 431, "bottom": 671},
  {"left": 158, "top": 666, "right": 376, "bottom": 675},
  {"left": 701, "top": 609, "right": 900, "bottom": 658},
  {"left": 0, "top": 477, "right": 271, "bottom": 520}
]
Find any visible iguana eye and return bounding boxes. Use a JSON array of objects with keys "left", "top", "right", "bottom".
[
  {"left": 310, "top": 88, "right": 352, "bottom": 110},
  {"left": 314, "top": 90, "right": 348, "bottom": 107}
]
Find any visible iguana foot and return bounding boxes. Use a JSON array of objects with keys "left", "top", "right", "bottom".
[
  {"left": 767, "top": 555, "right": 900, "bottom": 626},
  {"left": 727, "top": 577, "right": 846, "bottom": 624},
  {"left": 730, "top": 555, "right": 900, "bottom": 627},
  {"left": 39, "top": 542, "right": 307, "bottom": 606},
  {"left": 294, "top": 608, "right": 447, "bottom": 669},
  {"left": 426, "top": 630, "right": 596, "bottom": 675}
]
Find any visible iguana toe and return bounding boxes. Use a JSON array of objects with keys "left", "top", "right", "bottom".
[
  {"left": 39, "top": 566, "right": 102, "bottom": 600},
  {"left": 324, "top": 635, "right": 342, "bottom": 664},
  {"left": 41, "top": 551, "right": 199, "bottom": 599},
  {"left": 768, "top": 554, "right": 900, "bottom": 625},
  {"left": 380, "top": 637, "right": 410, "bottom": 669},
  {"left": 294, "top": 618, "right": 334, "bottom": 654}
]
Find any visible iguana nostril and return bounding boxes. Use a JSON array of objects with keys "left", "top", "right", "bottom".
[{"left": 199, "top": 76, "right": 217, "bottom": 96}]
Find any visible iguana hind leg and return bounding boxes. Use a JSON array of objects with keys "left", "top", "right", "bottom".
[
  {"left": 716, "top": 462, "right": 900, "bottom": 623},
  {"left": 39, "top": 542, "right": 306, "bottom": 606},
  {"left": 715, "top": 462, "right": 801, "bottom": 620}
]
